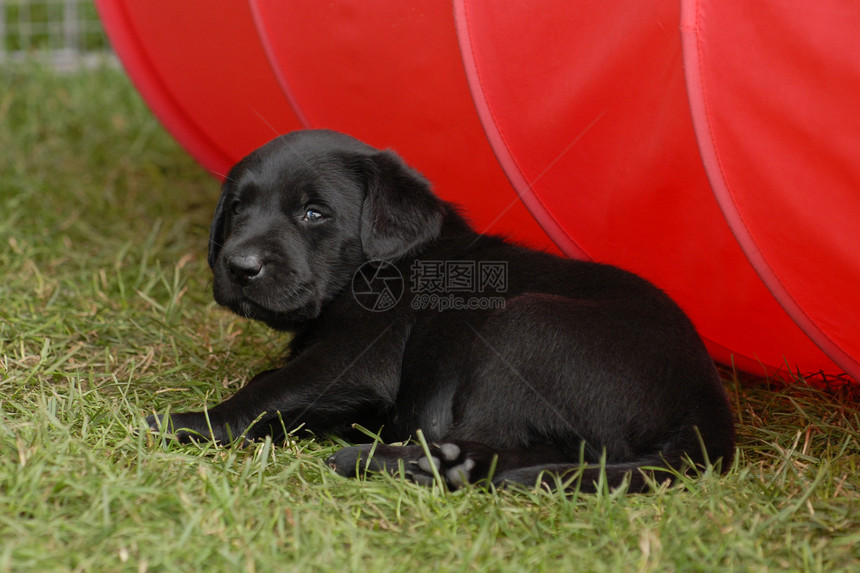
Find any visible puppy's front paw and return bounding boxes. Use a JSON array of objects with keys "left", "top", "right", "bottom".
[
  {"left": 327, "top": 444, "right": 392, "bottom": 476},
  {"left": 145, "top": 411, "right": 221, "bottom": 444}
]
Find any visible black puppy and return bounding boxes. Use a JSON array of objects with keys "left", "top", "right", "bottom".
[{"left": 148, "top": 129, "right": 735, "bottom": 492}]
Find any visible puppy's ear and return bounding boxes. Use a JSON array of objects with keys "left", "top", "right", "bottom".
[
  {"left": 208, "top": 180, "right": 231, "bottom": 270},
  {"left": 361, "top": 151, "right": 444, "bottom": 261}
]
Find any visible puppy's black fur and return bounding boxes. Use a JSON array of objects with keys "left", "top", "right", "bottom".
[{"left": 148, "top": 129, "right": 735, "bottom": 492}]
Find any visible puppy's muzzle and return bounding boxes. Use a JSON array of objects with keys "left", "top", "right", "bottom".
[{"left": 227, "top": 253, "right": 264, "bottom": 285}]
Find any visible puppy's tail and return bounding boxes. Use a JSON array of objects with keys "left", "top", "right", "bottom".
[
  {"left": 494, "top": 445, "right": 730, "bottom": 494},
  {"left": 492, "top": 458, "right": 671, "bottom": 493}
]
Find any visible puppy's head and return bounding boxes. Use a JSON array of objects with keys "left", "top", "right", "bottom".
[{"left": 208, "top": 129, "right": 443, "bottom": 329}]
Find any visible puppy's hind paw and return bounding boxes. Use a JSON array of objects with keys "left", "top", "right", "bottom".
[
  {"left": 327, "top": 441, "right": 481, "bottom": 489},
  {"left": 413, "top": 442, "right": 477, "bottom": 488}
]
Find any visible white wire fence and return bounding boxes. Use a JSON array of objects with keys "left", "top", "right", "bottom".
[{"left": 0, "top": 0, "right": 112, "bottom": 68}]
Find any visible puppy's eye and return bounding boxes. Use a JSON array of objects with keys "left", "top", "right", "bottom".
[
  {"left": 303, "top": 208, "right": 326, "bottom": 223},
  {"left": 231, "top": 200, "right": 242, "bottom": 215}
]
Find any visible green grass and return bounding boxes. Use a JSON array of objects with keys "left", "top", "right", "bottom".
[{"left": 1, "top": 63, "right": 858, "bottom": 572}]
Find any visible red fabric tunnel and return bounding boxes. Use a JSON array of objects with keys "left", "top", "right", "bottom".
[{"left": 96, "top": 0, "right": 860, "bottom": 384}]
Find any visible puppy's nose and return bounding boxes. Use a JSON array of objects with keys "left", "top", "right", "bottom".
[{"left": 227, "top": 254, "right": 264, "bottom": 284}]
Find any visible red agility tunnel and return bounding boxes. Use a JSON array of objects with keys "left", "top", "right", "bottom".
[{"left": 96, "top": 0, "right": 860, "bottom": 384}]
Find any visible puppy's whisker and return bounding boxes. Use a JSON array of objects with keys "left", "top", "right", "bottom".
[
  {"left": 251, "top": 108, "right": 280, "bottom": 137},
  {"left": 208, "top": 169, "right": 235, "bottom": 182},
  {"left": 266, "top": 284, "right": 315, "bottom": 311}
]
